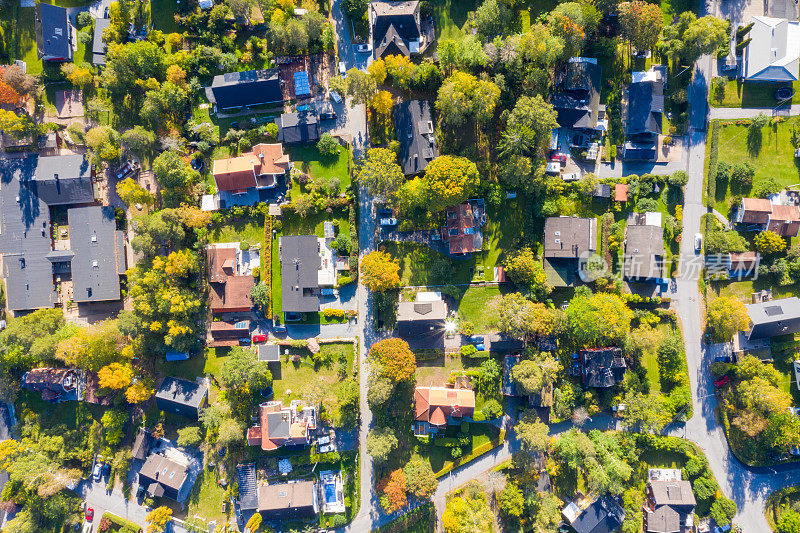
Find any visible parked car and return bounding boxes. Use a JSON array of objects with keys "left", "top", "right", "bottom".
[
  {"left": 252, "top": 334, "right": 268, "bottom": 343},
  {"left": 329, "top": 90, "right": 342, "bottom": 104},
  {"left": 239, "top": 338, "right": 252, "bottom": 346},
  {"left": 694, "top": 233, "right": 703, "bottom": 252},
  {"left": 355, "top": 43, "right": 372, "bottom": 52},
  {"left": 713, "top": 375, "right": 730, "bottom": 388},
  {"left": 561, "top": 172, "right": 580, "bottom": 182},
  {"left": 273, "top": 324, "right": 287, "bottom": 333},
  {"left": 713, "top": 355, "right": 732, "bottom": 363},
  {"left": 102, "top": 463, "right": 111, "bottom": 479},
  {"left": 92, "top": 463, "right": 102, "bottom": 482},
  {"left": 380, "top": 218, "right": 398, "bottom": 226},
  {"left": 85, "top": 507, "right": 94, "bottom": 522},
  {"left": 136, "top": 484, "right": 146, "bottom": 500},
  {"left": 467, "top": 335, "right": 484, "bottom": 343},
  {"left": 320, "top": 288, "right": 338, "bottom": 296},
  {"left": 319, "top": 444, "right": 334, "bottom": 453},
  {"left": 320, "top": 111, "right": 337, "bottom": 121},
  {"left": 297, "top": 104, "right": 312, "bottom": 112},
  {"left": 318, "top": 435, "right": 331, "bottom": 445},
  {"left": 338, "top": 62, "right": 347, "bottom": 75},
  {"left": 549, "top": 152, "right": 567, "bottom": 164},
  {"left": 545, "top": 161, "right": 561, "bottom": 175}
]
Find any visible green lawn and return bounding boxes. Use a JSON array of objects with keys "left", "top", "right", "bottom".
[
  {"left": 642, "top": 346, "right": 663, "bottom": 395},
  {"left": 150, "top": 0, "right": 181, "bottom": 33},
  {"left": 416, "top": 353, "right": 477, "bottom": 387},
  {"left": 384, "top": 241, "right": 473, "bottom": 286},
  {"left": 159, "top": 347, "right": 228, "bottom": 381},
  {"left": 710, "top": 79, "right": 800, "bottom": 108},
  {"left": 41, "top": 0, "right": 93, "bottom": 7},
  {"left": 271, "top": 343, "right": 354, "bottom": 408},
  {"left": 209, "top": 219, "right": 264, "bottom": 245},
  {"left": 185, "top": 469, "right": 227, "bottom": 524},
  {"left": 432, "top": 0, "right": 476, "bottom": 40},
  {"left": 290, "top": 144, "right": 350, "bottom": 190},
  {"left": 455, "top": 286, "right": 501, "bottom": 332},
  {"left": 711, "top": 119, "right": 800, "bottom": 211},
  {"left": 416, "top": 424, "right": 502, "bottom": 476},
  {"left": 15, "top": 7, "right": 41, "bottom": 76}
]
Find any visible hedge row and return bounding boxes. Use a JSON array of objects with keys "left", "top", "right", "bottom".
[{"left": 707, "top": 121, "right": 720, "bottom": 208}]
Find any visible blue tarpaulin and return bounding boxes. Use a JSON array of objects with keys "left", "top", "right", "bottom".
[{"left": 294, "top": 71, "right": 311, "bottom": 97}]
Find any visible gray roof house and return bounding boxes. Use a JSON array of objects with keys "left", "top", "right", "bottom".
[
  {"left": 393, "top": 100, "right": 437, "bottom": 176},
  {"left": 138, "top": 453, "right": 190, "bottom": 501},
  {"left": 35, "top": 3, "right": 73, "bottom": 62},
  {"left": 743, "top": 17, "right": 800, "bottom": 82},
  {"left": 67, "top": 206, "right": 127, "bottom": 303},
  {"left": 91, "top": 18, "right": 110, "bottom": 66},
  {"left": 625, "top": 66, "right": 666, "bottom": 161},
  {"left": 623, "top": 222, "right": 664, "bottom": 282},
  {"left": 552, "top": 57, "right": 604, "bottom": 131},
  {"left": 155, "top": 377, "right": 208, "bottom": 419},
  {"left": 542, "top": 217, "right": 597, "bottom": 287},
  {"left": 644, "top": 480, "right": 696, "bottom": 533},
  {"left": 370, "top": 1, "right": 425, "bottom": 59},
  {"left": 279, "top": 111, "right": 320, "bottom": 144},
  {"left": 745, "top": 296, "right": 800, "bottom": 340},
  {"left": 280, "top": 235, "right": 321, "bottom": 314},
  {"left": 0, "top": 155, "right": 123, "bottom": 313},
  {"left": 397, "top": 295, "right": 447, "bottom": 350},
  {"left": 579, "top": 348, "right": 626, "bottom": 388},
  {"left": 205, "top": 69, "right": 284, "bottom": 112}
]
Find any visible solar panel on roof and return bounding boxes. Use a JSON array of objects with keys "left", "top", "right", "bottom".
[{"left": 294, "top": 71, "right": 311, "bottom": 97}]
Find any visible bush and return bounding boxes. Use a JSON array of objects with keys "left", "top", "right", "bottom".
[
  {"left": 240, "top": 241, "right": 250, "bottom": 250},
  {"left": 460, "top": 344, "right": 477, "bottom": 357},
  {"left": 710, "top": 361, "right": 731, "bottom": 378},
  {"left": 289, "top": 339, "right": 308, "bottom": 348},
  {"left": 433, "top": 437, "right": 460, "bottom": 448},
  {"left": 472, "top": 411, "right": 486, "bottom": 422},
  {"left": 330, "top": 514, "right": 347, "bottom": 527},
  {"left": 251, "top": 266, "right": 260, "bottom": 279},
  {"left": 317, "top": 132, "right": 340, "bottom": 156},
  {"left": 450, "top": 446, "right": 462, "bottom": 459},
  {"left": 458, "top": 320, "right": 475, "bottom": 336},
  {"left": 323, "top": 308, "right": 347, "bottom": 320},
  {"left": 481, "top": 399, "right": 503, "bottom": 419},
  {"left": 460, "top": 421, "right": 469, "bottom": 434},
  {"left": 710, "top": 496, "right": 737, "bottom": 526},
  {"left": 609, "top": 144, "right": 617, "bottom": 160},
  {"left": 635, "top": 197, "right": 658, "bottom": 212}
]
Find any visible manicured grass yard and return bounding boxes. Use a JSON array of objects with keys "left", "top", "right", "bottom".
[
  {"left": 710, "top": 79, "right": 800, "bottom": 108},
  {"left": 432, "top": 0, "right": 477, "bottom": 41},
  {"left": 415, "top": 423, "right": 502, "bottom": 476},
  {"left": 290, "top": 144, "right": 350, "bottom": 190},
  {"left": 15, "top": 7, "right": 42, "bottom": 76},
  {"left": 711, "top": 119, "right": 800, "bottom": 211},
  {"left": 455, "top": 286, "right": 513, "bottom": 332},
  {"left": 150, "top": 0, "right": 181, "bottom": 33},
  {"left": 185, "top": 469, "right": 227, "bottom": 525},
  {"left": 271, "top": 343, "right": 354, "bottom": 408},
  {"left": 209, "top": 219, "right": 264, "bottom": 245},
  {"left": 160, "top": 347, "right": 228, "bottom": 381},
  {"left": 416, "top": 354, "right": 483, "bottom": 387}
]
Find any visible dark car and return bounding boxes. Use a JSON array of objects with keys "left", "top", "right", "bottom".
[
  {"left": 239, "top": 338, "right": 252, "bottom": 346},
  {"left": 273, "top": 324, "right": 287, "bottom": 333},
  {"left": 713, "top": 355, "right": 732, "bottom": 363},
  {"left": 102, "top": 463, "right": 111, "bottom": 479},
  {"left": 320, "top": 111, "right": 337, "bottom": 121},
  {"left": 136, "top": 484, "right": 146, "bottom": 500},
  {"left": 713, "top": 375, "right": 730, "bottom": 388}
]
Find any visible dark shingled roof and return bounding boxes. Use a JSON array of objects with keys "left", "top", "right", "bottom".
[
  {"left": 36, "top": 3, "right": 73, "bottom": 61},
  {"left": 623, "top": 224, "right": 664, "bottom": 280},
  {"left": 393, "top": 100, "right": 437, "bottom": 176},
  {"left": 371, "top": 1, "right": 420, "bottom": 59},
  {"left": 627, "top": 81, "right": 664, "bottom": 137},
  {"left": 205, "top": 69, "right": 283, "bottom": 111},
  {"left": 543, "top": 217, "right": 596, "bottom": 259},
  {"left": 0, "top": 155, "right": 94, "bottom": 311},
  {"left": 280, "top": 235, "right": 321, "bottom": 313},
  {"left": 646, "top": 506, "right": 680, "bottom": 533},
  {"left": 747, "top": 296, "right": 800, "bottom": 339},
  {"left": 155, "top": 377, "right": 208, "bottom": 409},
  {"left": 257, "top": 480, "right": 316, "bottom": 514},
  {"left": 139, "top": 454, "right": 188, "bottom": 492},
  {"left": 580, "top": 347, "right": 626, "bottom": 388},
  {"left": 236, "top": 463, "right": 259, "bottom": 511},
  {"left": 570, "top": 497, "right": 626, "bottom": 533},
  {"left": 279, "top": 112, "right": 320, "bottom": 144},
  {"left": 396, "top": 299, "right": 447, "bottom": 350},
  {"left": 67, "top": 206, "right": 125, "bottom": 303},
  {"left": 131, "top": 427, "right": 155, "bottom": 461},
  {"left": 92, "top": 18, "right": 110, "bottom": 65},
  {"left": 552, "top": 59, "right": 602, "bottom": 130}
]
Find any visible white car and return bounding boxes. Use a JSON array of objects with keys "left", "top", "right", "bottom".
[
  {"left": 545, "top": 161, "right": 561, "bottom": 175},
  {"left": 319, "top": 444, "right": 334, "bottom": 453},
  {"left": 329, "top": 90, "right": 342, "bottom": 104},
  {"left": 380, "top": 218, "right": 397, "bottom": 226},
  {"left": 561, "top": 172, "right": 579, "bottom": 182},
  {"left": 338, "top": 61, "right": 347, "bottom": 76},
  {"left": 318, "top": 435, "right": 331, "bottom": 445},
  {"left": 694, "top": 233, "right": 703, "bottom": 252},
  {"left": 355, "top": 43, "right": 372, "bottom": 53}
]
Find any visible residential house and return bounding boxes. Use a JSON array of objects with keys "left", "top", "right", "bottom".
[
  {"left": 551, "top": 57, "right": 605, "bottom": 135},
  {"left": 615, "top": 183, "right": 629, "bottom": 202},
  {"left": 578, "top": 347, "right": 626, "bottom": 388},
  {"left": 21, "top": 367, "right": 85, "bottom": 402},
  {"left": 413, "top": 385, "right": 475, "bottom": 436},
  {"left": 485, "top": 333, "right": 524, "bottom": 353},
  {"left": 0, "top": 155, "right": 129, "bottom": 313},
  {"left": 209, "top": 320, "right": 251, "bottom": 347},
  {"left": 207, "top": 244, "right": 254, "bottom": 315},
  {"left": 257, "top": 480, "right": 318, "bottom": 520},
  {"left": 246, "top": 400, "right": 316, "bottom": 451},
  {"left": 154, "top": 377, "right": 208, "bottom": 419},
  {"left": 91, "top": 18, "right": 110, "bottom": 66},
  {"left": 397, "top": 291, "right": 447, "bottom": 350},
  {"left": 742, "top": 17, "right": 800, "bottom": 82},
  {"left": 369, "top": 1, "right": 431, "bottom": 59},
  {"left": 745, "top": 296, "right": 800, "bottom": 340},
  {"left": 624, "top": 66, "right": 666, "bottom": 161},
  {"left": 735, "top": 198, "right": 800, "bottom": 237},
  {"left": 279, "top": 111, "right": 320, "bottom": 144},
  {"left": 205, "top": 69, "right": 284, "bottom": 112},
  {"left": 643, "top": 479, "right": 696, "bottom": 533},
  {"left": 562, "top": 496, "right": 626, "bottom": 533},
  {"left": 131, "top": 427, "right": 156, "bottom": 461},
  {"left": 623, "top": 212, "right": 664, "bottom": 282},
  {"left": 236, "top": 463, "right": 259, "bottom": 512},
  {"left": 35, "top": 3, "right": 74, "bottom": 62},
  {"left": 542, "top": 216, "right": 597, "bottom": 287},
  {"left": 212, "top": 143, "right": 290, "bottom": 195},
  {"left": 279, "top": 235, "right": 335, "bottom": 318},
  {"left": 441, "top": 199, "right": 485, "bottom": 255},
  {"left": 706, "top": 251, "right": 760, "bottom": 280},
  {"left": 593, "top": 184, "right": 612, "bottom": 199},
  {"left": 393, "top": 100, "right": 438, "bottom": 176},
  {"left": 137, "top": 453, "right": 191, "bottom": 501}
]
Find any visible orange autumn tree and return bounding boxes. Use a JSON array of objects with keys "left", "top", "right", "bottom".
[
  {"left": 360, "top": 250, "right": 400, "bottom": 292},
  {"left": 378, "top": 469, "right": 407, "bottom": 513},
  {"left": 369, "top": 338, "right": 416, "bottom": 382},
  {"left": 0, "top": 78, "right": 20, "bottom": 105}
]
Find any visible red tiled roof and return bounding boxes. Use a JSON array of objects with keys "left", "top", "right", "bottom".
[
  {"left": 414, "top": 386, "right": 475, "bottom": 425},
  {"left": 771, "top": 204, "right": 800, "bottom": 222},
  {"left": 208, "top": 247, "right": 236, "bottom": 284},
  {"left": 615, "top": 184, "right": 628, "bottom": 202},
  {"left": 209, "top": 275, "right": 254, "bottom": 313}
]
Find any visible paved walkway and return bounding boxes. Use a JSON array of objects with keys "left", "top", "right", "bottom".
[{"left": 709, "top": 104, "right": 800, "bottom": 120}]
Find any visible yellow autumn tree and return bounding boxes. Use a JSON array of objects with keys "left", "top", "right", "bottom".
[
  {"left": 126, "top": 379, "right": 155, "bottom": 404},
  {"left": 360, "top": 251, "right": 400, "bottom": 292},
  {"left": 420, "top": 155, "right": 479, "bottom": 213},
  {"left": 56, "top": 321, "right": 127, "bottom": 372},
  {"left": 98, "top": 362, "right": 134, "bottom": 390}
]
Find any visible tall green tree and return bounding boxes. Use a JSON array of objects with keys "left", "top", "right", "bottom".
[
  {"left": 356, "top": 148, "right": 405, "bottom": 200},
  {"left": 152, "top": 150, "right": 200, "bottom": 207}
]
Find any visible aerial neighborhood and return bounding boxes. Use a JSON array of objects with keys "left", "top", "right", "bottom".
[{"left": 2, "top": 0, "right": 800, "bottom": 531}]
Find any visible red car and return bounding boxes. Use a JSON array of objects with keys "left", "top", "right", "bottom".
[
  {"left": 252, "top": 334, "right": 268, "bottom": 343},
  {"left": 550, "top": 152, "right": 567, "bottom": 164},
  {"left": 713, "top": 375, "right": 730, "bottom": 388},
  {"left": 85, "top": 507, "right": 94, "bottom": 522}
]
